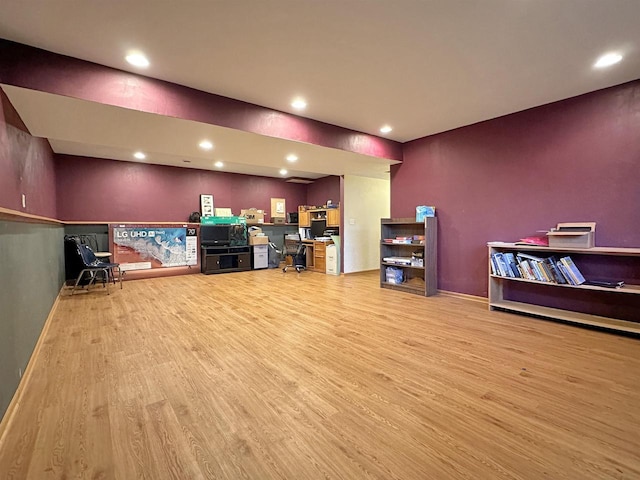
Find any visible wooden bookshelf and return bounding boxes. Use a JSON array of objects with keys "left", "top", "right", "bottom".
[
  {"left": 380, "top": 217, "right": 437, "bottom": 296},
  {"left": 488, "top": 242, "right": 640, "bottom": 334}
]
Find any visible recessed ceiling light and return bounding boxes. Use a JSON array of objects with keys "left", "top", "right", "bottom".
[
  {"left": 214, "top": 161, "right": 224, "bottom": 168},
  {"left": 286, "top": 154, "right": 298, "bottom": 162},
  {"left": 594, "top": 52, "right": 623, "bottom": 68},
  {"left": 199, "top": 140, "right": 213, "bottom": 150},
  {"left": 125, "top": 51, "right": 150, "bottom": 68},
  {"left": 380, "top": 125, "right": 393, "bottom": 134},
  {"left": 280, "top": 168, "right": 288, "bottom": 175},
  {"left": 133, "top": 151, "right": 146, "bottom": 160},
  {"left": 291, "top": 98, "right": 307, "bottom": 110}
]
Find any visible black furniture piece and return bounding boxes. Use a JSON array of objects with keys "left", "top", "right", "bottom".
[
  {"left": 200, "top": 223, "right": 250, "bottom": 274},
  {"left": 201, "top": 245, "right": 251, "bottom": 274},
  {"left": 64, "top": 236, "right": 122, "bottom": 294}
]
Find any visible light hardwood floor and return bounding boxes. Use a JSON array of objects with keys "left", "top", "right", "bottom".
[{"left": 1, "top": 269, "right": 639, "bottom": 479}]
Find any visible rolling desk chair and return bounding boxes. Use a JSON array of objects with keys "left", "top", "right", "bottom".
[{"left": 282, "top": 233, "right": 306, "bottom": 273}]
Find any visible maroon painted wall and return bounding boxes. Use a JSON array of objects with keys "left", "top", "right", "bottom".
[
  {"left": 0, "top": 40, "right": 402, "bottom": 162},
  {"left": 0, "top": 90, "right": 57, "bottom": 217},
  {"left": 55, "top": 155, "right": 308, "bottom": 222},
  {"left": 393, "top": 80, "right": 640, "bottom": 297},
  {"left": 306, "top": 176, "right": 341, "bottom": 207}
]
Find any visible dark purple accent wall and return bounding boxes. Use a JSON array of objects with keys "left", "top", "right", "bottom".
[
  {"left": 55, "top": 155, "right": 307, "bottom": 222},
  {"left": 393, "top": 80, "right": 640, "bottom": 297},
  {"left": 306, "top": 176, "right": 341, "bottom": 207},
  {"left": 0, "top": 40, "right": 402, "bottom": 162},
  {"left": 0, "top": 90, "right": 57, "bottom": 217}
]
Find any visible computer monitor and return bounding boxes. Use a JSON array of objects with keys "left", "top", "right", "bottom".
[{"left": 310, "top": 218, "right": 326, "bottom": 239}]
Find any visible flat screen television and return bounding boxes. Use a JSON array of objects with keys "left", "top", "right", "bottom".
[
  {"left": 200, "top": 224, "right": 247, "bottom": 247},
  {"left": 201, "top": 225, "right": 231, "bottom": 246}
]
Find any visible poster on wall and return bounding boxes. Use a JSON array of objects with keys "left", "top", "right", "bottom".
[
  {"left": 113, "top": 226, "right": 196, "bottom": 271},
  {"left": 200, "top": 194, "right": 214, "bottom": 217},
  {"left": 271, "top": 197, "right": 286, "bottom": 219}
]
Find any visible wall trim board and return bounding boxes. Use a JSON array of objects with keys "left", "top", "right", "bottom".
[
  {"left": 0, "top": 288, "right": 62, "bottom": 447},
  {"left": 343, "top": 269, "right": 378, "bottom": 276},
  {"left": 437, "top": 289, "right": 487, "bottom": 304},
  {"left": 0, "top": 206, "right": 61, "bottom": 225},
  {"left": 0, "top": 208, "right": 210, "bottom": 227}
]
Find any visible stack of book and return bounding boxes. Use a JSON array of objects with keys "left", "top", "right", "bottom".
[
  {"left": 490, "top": 252, "right": 592, "bottom": 286},
  {"left": 383, "top": 236, "right": 413, "bottom": 244}
]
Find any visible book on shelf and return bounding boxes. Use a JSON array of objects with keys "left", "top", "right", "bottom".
[
  {"left": 544, "top": 255, "right": 566, "bottom": 284},
  {"left": 491, "top": 251, "right": 587, "bottom": 286},
  {"left": 560, "top": 256, "right": 586, "bottom": 285},
  {"left": 555, "top": 261, "right": 575, "bottom": 285},
  {"left": 584, "top": 280, "right": 625, "bottom": 288},
  {"left": 514, "top": 236, "right": 549, "bottom": 246}
]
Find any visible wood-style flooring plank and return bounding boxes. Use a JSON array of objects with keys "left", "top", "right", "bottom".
[{"left": 1, "top": 269, "right": 639, "bottom": 479}]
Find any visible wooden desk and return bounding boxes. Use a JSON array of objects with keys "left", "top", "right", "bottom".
[{"left": 302, "top": 239, "right": 333, "bottom": 273}]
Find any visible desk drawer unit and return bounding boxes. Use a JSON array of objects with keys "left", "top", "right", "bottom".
[
  {"left": 252, "top": 244, "right": 269, "bottom": 269},
  {"left": 314, "top": 242, "right": 326, "bottom": 272}
]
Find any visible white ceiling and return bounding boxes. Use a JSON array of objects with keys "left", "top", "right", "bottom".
[{"left": 1, "top": 0, "right": 639, "bottom": 179}]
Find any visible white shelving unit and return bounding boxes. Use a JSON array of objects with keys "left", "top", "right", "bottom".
[{"left": 488, "top": 242, "right": 640, "bottom": 334}]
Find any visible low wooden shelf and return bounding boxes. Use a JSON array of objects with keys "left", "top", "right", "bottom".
[{"left": 488, "top": 242, "right": 640, "bottom": 334}]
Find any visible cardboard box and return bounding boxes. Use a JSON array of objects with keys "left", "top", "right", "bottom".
[
  {"left": 249, "top": 235, "right": 269, "bottom": 245},
  {"left": 273, "top": 217, "right": 286, "bottom": 224},
  {"left": 248, "top": 226, "right": 262, "bottom": 237},
  {"left": 240, "top": 209, "right": 265, "bottom": 224},
  {"left": 547, "top": 222, "right": 595, "bottom": 249}
]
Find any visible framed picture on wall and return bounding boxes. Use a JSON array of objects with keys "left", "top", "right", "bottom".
[
  {"left": 271, "top": 197, "right": 286, "bottom": 218},
  {"left": 200, "top": 194, "right": 214, "bottom": 217}
]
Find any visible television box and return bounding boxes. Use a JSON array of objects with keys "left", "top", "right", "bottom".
[
  {"left": 416, "top": 205, "right": 436, "bottom": 221},
  {"left": 547, "top": 222, "right": 596, "bottom": 249},
  {"left": 201, "top": 215, "right": 246, "bottom": 225},
  {"left": 240, "top": 209, "right": 265, "bottom": 224},
  {"left": 249, "top": 235, "right": 269, "bottom": 245}
]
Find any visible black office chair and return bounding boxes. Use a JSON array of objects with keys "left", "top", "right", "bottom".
[
  {"left": 65, "top": 237, "right": 122, "bottom": 294},
  {"left": 282, "top": 234, "right": 306, "bottom": 273}
]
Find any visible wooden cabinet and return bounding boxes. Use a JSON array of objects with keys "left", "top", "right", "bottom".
[
  {"left": 313, "top": 241, "right": 327, "bottom": 272},
  {"left": 303, "top": 240, "right": 333, "bottom": 273},
  {"left": 326, "top": 208, "right": 340, "bottom": 227},
  {"left": 298, "top": 207, "right": 311, "bottom": 227},
  {"left": 488, "top": 242, "right": 640, "bottom": 334},
  {"left": 297, "top": 205, "right": 340, "bottom": 228},
  {"left": 201, "top": 246, "right": 251, "bottom": 274},
  {"left": 380, "top": 217, "right": 437, "bottom": 296}
]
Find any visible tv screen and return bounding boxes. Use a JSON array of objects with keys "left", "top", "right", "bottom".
[
  {"left": 310, "top": 218, "right": 326, "bottom": 239},
  {"left": 201, "top": 225, "right": 230, "bottom": 246}
]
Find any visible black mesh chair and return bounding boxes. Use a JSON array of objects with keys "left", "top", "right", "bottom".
[
  {"left": 282, "top": 233, "right": 306, "bottom": 273},
  {"left": 65, "top": 237, "right": 122, "bottom": 294}
]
